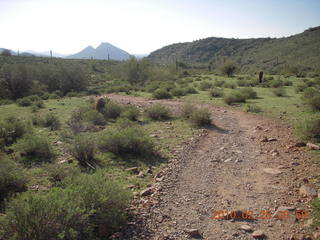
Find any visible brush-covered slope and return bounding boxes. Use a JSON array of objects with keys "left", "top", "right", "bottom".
[{"left": 148, "top": 26, "right": 320, "bottom": 73}]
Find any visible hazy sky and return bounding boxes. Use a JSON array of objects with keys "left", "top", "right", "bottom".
[{"left": 0, "top": 0, "right": 319, "bottom": 55}]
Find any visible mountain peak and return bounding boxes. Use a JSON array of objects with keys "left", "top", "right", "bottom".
[{"left": 68, "top": 42, "right": 130, "bottom": 60}]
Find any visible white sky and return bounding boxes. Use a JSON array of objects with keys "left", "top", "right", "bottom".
[{"left": 0, "top": 0, "right": 319, "bottom": 55}]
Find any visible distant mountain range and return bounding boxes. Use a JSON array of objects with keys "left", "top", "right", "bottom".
[
  {"left": 148, "top": 26, "right": 320, "bottom": 73},
  {"left": 0, "top": 42, "right": 135, "bottom": 60},
  {"left": 67, "top": 42, "right": 131, "bottom": 60}
]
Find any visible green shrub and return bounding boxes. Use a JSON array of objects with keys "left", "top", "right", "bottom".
[
  {"left": 102, "top": 101, "right": 123, "bottom": 120},
  {"left": 28, "top": 95, "right": 42, "bottom": 102},
  {"left": 63, "top": 171, "right": 131, "bottom": 236},
  {"left": 33, "top": 100, "right": 45, "bottom": 109},
  {"left": 272, "top": 87, "right": 287, "bottom": 97},
  {"left": 16, "top": 97, "right": 32, "bottom": 107},
  {"left": 99, "top": 126, "right": 154, "bottom": 156},
  {"left": 223, "top": 82, "right": 237, "bottom": 89},
  {"left": 3, "top": 188, "right": 89, "bottom": 240},
  {"left": 269, "top": 79, "right": 283, "bottom": 88},
  {"left": 181, "top": 104, "right": 197, "bottom": 119},
  {"left": 190, "top": 108, "right": 211, "bottom": 127},
  {"left": 0, "top": 99, "right": 14, "bottom": 106},
  {"left": 298, "top": 118, "right": 320, "bottom": 143},
  {"left": 295, "top": 82, "right": 308, "bottom": 93},
  {"left": 223, "top": 91, "right": 247, "bottom": 105},
  {"left": 152, "top": 88, "right": 172, "bottom": 99},
  {"left": 44, "top": 113, "right": 61, "bottom": 130},
  {"left": 209, "top": 88, "right": 224, "bottom": 98},
  {"left": 171, "top": 87, "right": 186, "bottom": 97},
  {"left": 0, "top": 117, "right": 30, "bottom": 147},
  {"left": 199, "top": 81, "right": 213, "bottom": 91},
  {"left": 243, "top": 104, "right": 262, "bottom": 113},
  {"left": 213, "top": 80, "right": 225, "bottom": 87},
  {"left": 15, "top": 134, "right": 54, "bottom": 166},
  {"left": 83, "top": 110, "right": 106, "bottom": 126},
  {"left": 121, "top": 106, "right": 140, "bottom": 121},
  {"left": 0, "top": 156, "right": 26, "bottom": 204},
  {"left": 283, "top": 80, "right": 293, "bottom": 86},
  {"left": 145, "top": 104, "right": 171, "bottom": 120},
  {"left": 306, "top": 95, "right": 320, "bottom": 111},
  {"left": 67, "top": 109, "right": 85, "bottom": 135},
  {"left": 185, "top": 86, "right": 197, "bottom": 94},
  {"left": 312, "top": 198, "right": 320, "bottom": 227},
  {"left": 238, "top": 88, "right": 257, "bottom": 99},
  {"left": 46, "top": 164, "right": 81, "bottom": 185},
  {"left": 71, "top": 136, "right": 97, "bottom": 169}
]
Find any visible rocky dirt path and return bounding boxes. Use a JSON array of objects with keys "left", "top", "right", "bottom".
[{"left": 106, "top": 94, "right": 319, "bottom": 240}]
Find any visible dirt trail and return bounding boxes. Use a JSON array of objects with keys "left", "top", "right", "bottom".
[{"left": 106, "top": 94, "right": 318, "bottom": 240}]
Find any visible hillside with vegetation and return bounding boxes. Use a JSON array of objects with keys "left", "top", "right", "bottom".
[{"left": 148, "top": 26, "right": 320, "bottom": 75}]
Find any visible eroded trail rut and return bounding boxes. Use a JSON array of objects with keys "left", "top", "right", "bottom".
[{"left": 106, "top": 94, "right": 317, "bottom": 240}]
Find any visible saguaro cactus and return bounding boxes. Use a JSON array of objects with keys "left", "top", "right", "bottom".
[{"left": 259, "top": 71, "right": 264, "bottom": 83}]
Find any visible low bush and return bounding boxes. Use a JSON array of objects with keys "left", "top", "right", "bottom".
[
  {"left": 298, "top": 118, "right": 320, "bottom": 143},
  {"left": 213, "top": 80, "right": 225, "bottom": 87},
  {"left": 67, "top": 108, "right": 86, "bottom": 134},
  {"left": 0, "top": 117, "right": 31, "bottom": 147},
  {"left": 312, "top": 198, "right": 320, "bottom": 227},
  {"left": 46, "top": 164, "right": 81, "bottom": 185},
  {"left": 71, "top": 135, "right": 97, "bottom": 170},
  {"left": 152, "top": 88, "right": 173, "bottom": 99},
  {"left": 223, "top": 91, "right": 247, "bottom": 105},
  {"left": 121, "top": 106, "right": 140, "bottom": 121},
  {"left": 16, "top": 97, "right": 32, "bottom": 107},
  {"left": 33, "top": 100, "right": 45, "bottom": 109},
  {"left": 83, "top": 110, "right": 106, "bottom": 126},
  {"left": 243, "top": 104, "right": 262, "bottom": 113},
  {"left": 269, "top": 79, "right": 283, "bottom": 88},
  {"left": 0, "top": 99, "right": 14, "bottom": 106},
  {"left": 102, "top": 101, "right": 123, "bottom": 120},
  {"left": 199, "top": 81, "right": 213, "bottom": 91},
  {"left": 99, "top": 126, "right": 155, "bottom": 156},
  {"left": 0, "top": 156, "right": 26, "bottom": 204},
  {"left": 15, "top": 134, "right": 54, "bottom": 166},
  {"left": 223, "top": 82, "right": 237, "bottom": 89},
  {"left": 209, "top": 88, "right": 224, "bottom": 98},
  {"left": 238, "top": 88, "right": 257, "bottom": 99},
  {"left": 185, "top": 86, "right": 197, "bottom": 94},
  {"left": 4, "top": 168, "right": 131, "bottom": 237},
  {"left": 302, "top": 88, "right": 320, "bottom": 111},
  {"left": 295, "top": 83, "right": 308, "bottom": 93},
  {"left": 44, "top": 113, "right": 61, "bottom": 130},
  {"left": 181, "top": 104, "right": 197, "bottom": 119},
  {"left": 171, "top": 87, "right": 186, "bottom": 97},
  {"left": 190, "top": 108, "right": 211, "bottom": 127},
  {"left": 272, "top": 87, "right": 287, "bottom": 97},
  {"left": 145, "top": 104, "right": 171, "bottom": 120}
]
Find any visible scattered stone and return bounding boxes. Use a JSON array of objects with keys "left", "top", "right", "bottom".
[
  {"left": 140, "top": 187, "right": 154, "bottom": 197},
  {"left": 57, "top": 159, "right": 67, "bottom": 164},
  {"left": 268, "top": 137, "right": 277, "bottom": 142},
  {"left": 185, "top": 229, "right": 202, "bottom": 238},
  {"left": 255, "top": 126, "right": 263, "bottom": 130},
  {"left": 307, "top": 143, "right": 320, "bottom": 150},
  {"left": 271, "top": 149, "right": 279, "bottom": 156},
  {"left": 150, "top": 134, "right": 158, "bottom": 138},
  {"left": 261, "top": 136, "right": 268, "bottom": 142},
  {"left": 252, "top": 230, "right": 265, "bottom": 238},
  {"left": 313, "top": 231, "right": 320, "bottom": 239},
  {"left": 294, "top": 141, "right": 306, "bottom": 147},
  {"left": 263, "top": 168, "right": 282, "bottom": 175},
  {"left": 299, "top": 185, "right": 317, "bottom": 197},
  {"left": 224, "top": 158, "right": 232, "bottom": 163},
  {"left": 137, "top": 171, "right": 145, "bottom": 178},
  {"left": 240, "top": 225, "right": 252, "bottom": 232}
]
